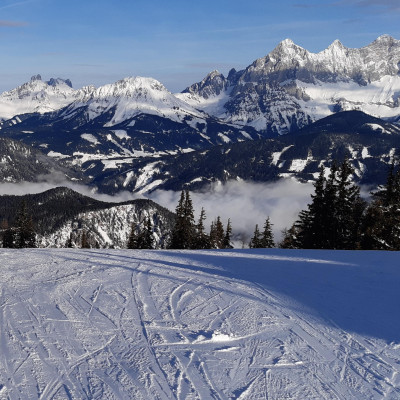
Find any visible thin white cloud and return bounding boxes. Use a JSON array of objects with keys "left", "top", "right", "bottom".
[
  {"left": 296, "top": 0, "right": 400, "bottom": 12},
  {"left": 0, "top": 0, "right": 36, "bottom": 11},
  {"left": 0, "top": 20, "right": 27, "bottom": 27},
  {"left": 354, "top": 0, "right": 400, "bottom": 10},
  {"left": 332, "top": 0, "right": 400, "bottom": 12},
  {"left": 0, "top": 173, "right": 143, "bottom": 204}
]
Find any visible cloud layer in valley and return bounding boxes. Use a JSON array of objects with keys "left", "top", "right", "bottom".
[
  {"left": 149, "top": 180, "right": 314, "bottom": 245},
  {"left": 0, "top": 178, "right": 314, "bottom": 246}
]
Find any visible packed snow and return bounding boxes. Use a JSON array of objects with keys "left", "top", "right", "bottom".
[{"left": 0, "top": 248, "right": 399, "bottom": 399}]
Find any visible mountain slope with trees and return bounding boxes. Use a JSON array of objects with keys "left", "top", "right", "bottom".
[
  {"left": 89, "top": 111, "right": 400, "bottom": 194},
  {"left": 0, "top": 187, "right": 175, "bottom": 248}
]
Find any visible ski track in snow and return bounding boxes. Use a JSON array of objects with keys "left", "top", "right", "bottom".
[{"left": 0, "top": 248, "right": 399, "bottom": 399}]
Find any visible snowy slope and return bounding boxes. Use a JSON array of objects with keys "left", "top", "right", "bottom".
[
  {"left": 0, "top": 248, "right": 399, "bottom": 399},
  {"left": 38, "top": 202, "right": 173, "bottom": 249}
]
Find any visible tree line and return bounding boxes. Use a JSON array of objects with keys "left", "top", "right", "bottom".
[
  {"left": 3, "top": 159, "right": 400, "bottom": 251},
  {"left": 280, "top": 159, "right": 400, "bottom": 250},
  {"left": 167, "top": 190, "right": 234, "bottom": 249},
  {"left": 1, "top": 201, "right": 36, "bottom": 248}
]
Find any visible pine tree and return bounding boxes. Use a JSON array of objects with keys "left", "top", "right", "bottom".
[
  {"left": 335, "top": 159, "right": 365, "bottom": 249},
  {"left": 249, "top": 224, "right": 262, "bottom": 248},
  {"left": 137, "top": 217, "right": 154, "bottom": 249},
  {"left": 2, "top": 219, "right": 15, "bottom": 248},
  {"left": 222, "top": 219, "right": 233, "bottom": 249},
  {"left": 292, "top": 160, "right": 364, "bottom": 249},
  {"left": 81, "top": 230, "right": 90, "bottom": 248},
  {"left": 260, "top": 217, "right": 274, "bottom": 248},
  {"left": 209, "top": 221, "right": 217, "bottom": 249},
  {"left": 279, "top": 225, "right": 299, "bottom": 249},
  {"left": 15, "top": 201, "right": 36, "bottom": 248},
  {"left": 294, "top": 166, "right": 327, "bottom": 248},
  {"left": 66, "top": 233, "right": 74, "bottom": 248},
  {"left": 193, "top": 208, "right": 210, "bottom": 249},
  {"left": 169, "top": 190, "right": 195, "bottom": 249},
  {"left": 361, "top": 162, "right": 400, "bottom": 250},
  {"left": 213, "top": 216, "right": 225, "bottom": 249},
  {"left": 127, "top": 223, "right": 139, "bottom": 249}
]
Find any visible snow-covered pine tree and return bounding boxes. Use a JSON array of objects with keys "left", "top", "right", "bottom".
[
  {"left": 279, "top": 226, "right": 299, "bottom": 249},
  {"left": 2, "top": 219, "right": 15, "bottom": 248},
  {"left": 209, "top": 220, "right": 217, "bottom": 249}
]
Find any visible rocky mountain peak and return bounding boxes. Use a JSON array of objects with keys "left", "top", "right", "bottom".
[
  {"left": 30, "top": 74, "right": 42, "bottom": 82},
  {"left": 47, "top": 78, "right": 73, "bottom": 88},
  {"left": 374, "top": 34, "right": 397, "bottom": 44},
  {"left": 328, "top": 39, "right": 345, "bottom": 49},
  {"left": 182, "top": 70, "right": 227, "bottom": 99},
  {"left": 278, "top": 38, "right": 296, "bottom": 48}
]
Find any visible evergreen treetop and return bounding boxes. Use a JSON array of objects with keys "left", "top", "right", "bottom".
[
  {"left": 260, "top": 217, "right": 274, "bottom": 248},
  {"left": 169, "top": 190, "right": 196, "bottom": 249}
]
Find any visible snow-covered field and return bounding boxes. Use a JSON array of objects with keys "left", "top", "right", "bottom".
[{"left": 0, "top": 248, "right": 399, "bottom": 399}]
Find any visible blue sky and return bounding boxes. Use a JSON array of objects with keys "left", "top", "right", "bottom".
[{"left": 0, "top": 0, "right": 399, "bottom": 92}]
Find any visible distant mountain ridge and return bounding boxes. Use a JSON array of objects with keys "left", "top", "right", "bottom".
[{"left": 86, "top": 111, "right": 400, "bottom": 194}]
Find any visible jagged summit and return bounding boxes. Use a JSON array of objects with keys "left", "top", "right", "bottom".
[
  {"left": 373, "top": 34, "right": 397, "bottom": 43},
  {"left": 29, "top": 74, "right": 73, "bottom": 88},
  {"left": 178, "top": 34, "right": 400, "bottom": 134},
  {"left": 328, "top": 39, "right": 345, "bottom": 49},
  {"left": 206, "top": 70, "right": 223, "bottom": 78},
  {"left": 47, "top": 78, "right": 73, "bottom": 88},
  {"left": 276, "top": 38, "right": 298, "bottom": 48},
  {"left": 182, "top": 70, "right": 227, "bottom": 99}
]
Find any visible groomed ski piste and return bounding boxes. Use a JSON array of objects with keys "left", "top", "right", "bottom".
[{"left": 0, "top": 248, "right": 399, "bottom": 399}]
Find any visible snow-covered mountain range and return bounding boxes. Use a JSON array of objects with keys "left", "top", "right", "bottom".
[
  {"left": 179, "top": 34, "right": 400, "bottom": 133},
  {"left": 1, "top": 35, "right": 400, "bottom": 193},
  {"left": 1, "top": 35, "right": 400, "bottom": 135}
]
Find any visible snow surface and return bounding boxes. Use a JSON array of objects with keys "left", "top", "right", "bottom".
[{"left": 0, "top": 248, "right": 399, "bottom": 399}]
